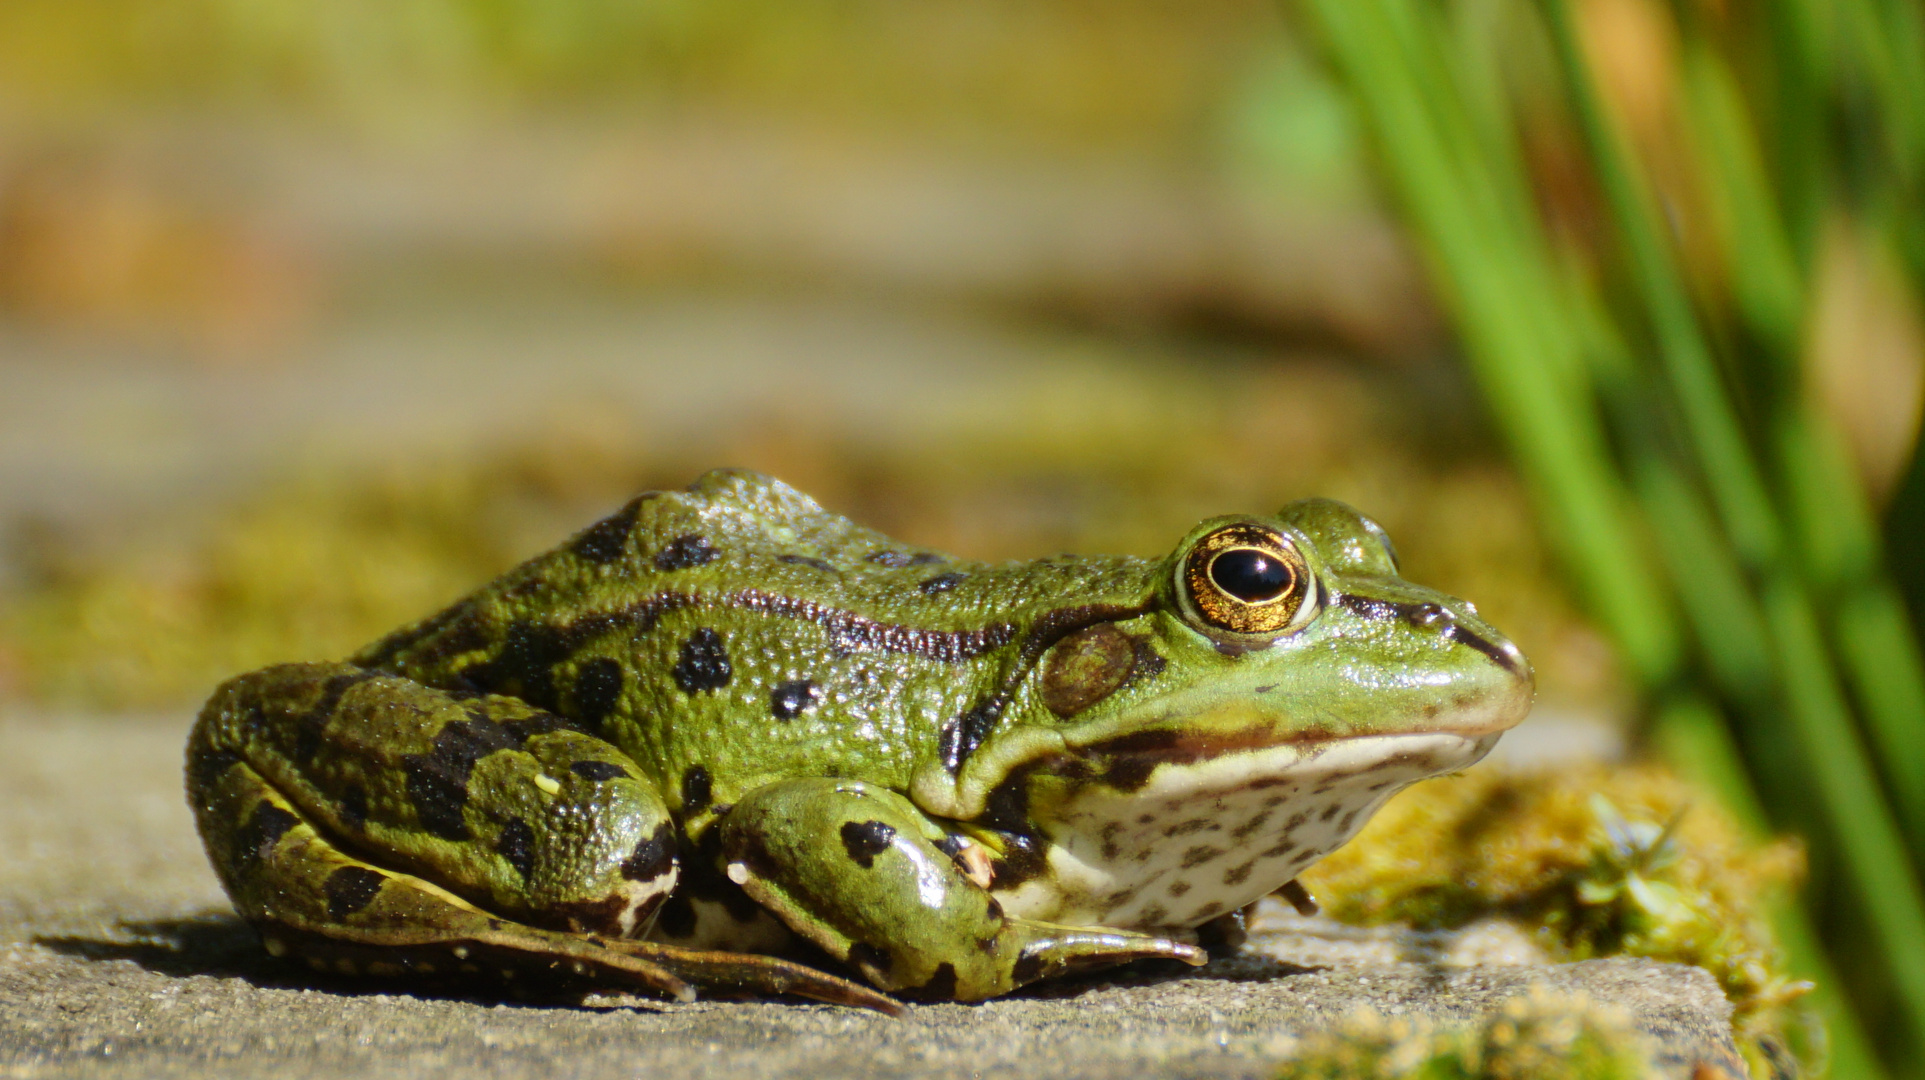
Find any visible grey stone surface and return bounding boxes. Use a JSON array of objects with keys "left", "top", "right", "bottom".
[{"left": 0, "top": 710, "right": 1742, "bottom": 1079}]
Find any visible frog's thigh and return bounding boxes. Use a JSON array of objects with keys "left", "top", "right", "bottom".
[
  {"left": 190, "top": 661, "right": 678, "bottom": 939},
  {"left": 189, "top": 743, "right": 694, "bottom": 999},
  {"left": 717, "top": 778, "right": 1205, "bottom": 1001}
]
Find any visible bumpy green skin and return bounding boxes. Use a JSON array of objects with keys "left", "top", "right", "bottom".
[{"left": 187, "top": 469, "right": 1533, "bottom": 1008}]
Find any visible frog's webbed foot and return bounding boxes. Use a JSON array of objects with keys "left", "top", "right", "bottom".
[{"left": 718, "top": 777, "right": 1206, "bottom": 1001}]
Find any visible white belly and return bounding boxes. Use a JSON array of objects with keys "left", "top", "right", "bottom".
[{"left": 994, "top": 731, "right": 1498, "bottom": 927}]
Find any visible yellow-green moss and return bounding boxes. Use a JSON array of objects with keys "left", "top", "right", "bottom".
[
  {"left": 1278, "top": 987, "right": 1653, "bottom": 1080},
  {"left": 1301, "top": 764, "right": 1811, "bottom": 1074}
]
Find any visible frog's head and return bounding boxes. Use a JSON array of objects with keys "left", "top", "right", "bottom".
[{"left": 918, "top": 499, "right": 1533, "bottom": 928}]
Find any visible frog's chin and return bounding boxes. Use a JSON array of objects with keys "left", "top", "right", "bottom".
[{"left": 996, "top": 729, "right": 1501, "bottom": 929}]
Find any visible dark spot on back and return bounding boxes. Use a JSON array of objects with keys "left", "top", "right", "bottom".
[
  {"left": 457, "top": 621, "right": 571, "bottom": 711},
  {"left": 324, "top": 866, "right": 387, "bottom": 920},
  {"left": 495, "top": 818, "right": 536, "bottom": 879},
  {"left": 655, "top": 534, "right": 720, "bottom": 572},
  {"left": 681, "top": 766, "right": 713, "bottom": 813},
  {"left": 839, "top": 820, "right": 897, "bottom": 868},
  {"left": 778, "top": 554, "right": 837, "bottom": 572},
  {"left": 671, "top": 629, "right": 732, "bottom": 694},
  {"left": 865, "top": 550, "right": 914, "bottom": 567},
  {"left": 848, "top": 941, "right": 893, "bottom": 976},
  {"left": 918, "top": 572, "right": 967, "bottom": 595},
  {"left": 621, "top": 822, "right": 676, "bottom": 881},
  {"left": 770, "top": 679, "right": 818, "bottom": 721},
  {"left": 570, "top": 498, "right": 644, "bottom": 564},
  {"left": 234, "top": 803, "right": 298, "bottom": 867},
  {"left": 571, "top": 658, "right": 626, "bottom": 728},
  {"left": 570, "top": 760, "right": 628, "bottom": 782},
  {"left": 339, "top": 784, "right": 369, "bottom": 831},
  {"left": 400, "top": 718, "right": 520, "bottom": 841}
]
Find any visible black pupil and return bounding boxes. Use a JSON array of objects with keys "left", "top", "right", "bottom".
[{"left": 1210, "top": 548, "right": 1293, "bottom": 603}]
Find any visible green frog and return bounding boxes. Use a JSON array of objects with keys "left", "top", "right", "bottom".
[{"left": 187, "top": 469, "right": 1532, "bottom": 1013}]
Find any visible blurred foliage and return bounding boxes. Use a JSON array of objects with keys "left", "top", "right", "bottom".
[
  {"left": 1275, "top": 986, "right": 1654, "bottom": 1080},
  {"left": 1295, "top": 0, "right": 1925, "bottom": 1072},
  {"left": 0, "top": 0, "right": 1291, "bottom": 159},
  {"left": 0, "top": 360, "right": 1598, "bottom": 711},
  {"left": 1303, "top": 764, "right": 1812, "bottom": 1074}
]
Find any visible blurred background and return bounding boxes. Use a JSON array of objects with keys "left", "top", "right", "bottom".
[{"left": 0, "top": 0, "right": 1919, "bottom": 1075}]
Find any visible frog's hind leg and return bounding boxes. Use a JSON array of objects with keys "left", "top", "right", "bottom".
[
  {"left": 189, "top": 662, "right": 900, "bottom": 1012},
  {"left": 190, "top": 744, "right": 696, "bottom": 1000}
]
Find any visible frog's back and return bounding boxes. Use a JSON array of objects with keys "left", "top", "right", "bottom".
[{"left": 354, "top": 470, "right": 1155, "bottom": 807}]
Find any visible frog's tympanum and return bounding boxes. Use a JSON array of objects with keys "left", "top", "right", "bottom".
[{"left": 188, "top": 470, "right": 1532, "bottom": 1013}]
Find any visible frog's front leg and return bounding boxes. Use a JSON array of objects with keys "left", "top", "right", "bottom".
[
  {"left": 718, "top": 778, "right": 1206, "bottom": 1001},
  {"left": 188, "top": 663, "right": 896, "bottom": 1012}
]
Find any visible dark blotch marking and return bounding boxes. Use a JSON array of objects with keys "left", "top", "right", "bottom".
[
  {"left": 840, "top": 820, "right": 897, "bottom": 868},
  {"left": 865, "top": 550, "right": 914, "bottom": 568},
  {"left": 501, "top": 712, "right": 580, "bottom": 743},
  {"left": 770, "top": 679, "right": 818, "bottom": 721},
  {"left": 1263, "top": 839, "right": 1298, "bottom": 859},
  {"left": 570, "top": 760, "right": 628, "bottom": 782},
  {"left": 294, "top": 670, "right": 375, "bottom": 763},
  {"left": 234, "top": 803, "right": 297, "bottom": 867},
  {"left": 1231, "top": 810, "right": 1272, "bottom": 842},
  {"left": 671, "top": 629, "right": 732, "bottom": 694},
  {"left": 1169, "top": 880, "right": 1192, "bottom": 897},
  {"left": 1339, "top": 809, "right": 1360, "bottom": 834},
  {"left": 655, "top": 534, "right": 720, "bottom": 572},
  {"left": 918, "top": 572, "right": 967, "bottom": 595},
  {"left": 777, "top": 554, "right": 836, "bottom": 572},
  {"left": 1165, "top": 818, "right": 1213, "bottom": 838},
  {"left": 339, "top": 784, "right": 369, "bottom": 831},
  {"left": 324, "top": 866, "right": 387, "bottom": 920},
  {"left": 400, "top": 717, "right": 519, "bottom": 841},
  {"left": 907, "top": 552, "right": 945, "bottom": 566},
  {"left": 570, "top": 498, "right": 645, "bottom": 564},
  {"left": 1011, "top": 950, "right": 1048, "bottom": 987},
  {"left": 1139, "top": 904, "right": 1168, "bottom": 925},
  {"left": 1320, "top": 803, "right": 1341, "bottom": 822},
  {"left": 848, "top": 942, "right": 893, "bottom": 976},
  {"left": 908, "top": 962, "right": 959, "bottom": 1002},
  {"left": 455, "top": 620, "right": 572, "bottom": 711},
  {"left": 571, "top": 658, "right": 625, "bottom": 728},
  {"left": 1223, "top": 860, "right": 1255, "bottom": 886},
  {"left": 681, "top": 766, "right": 713, "bottom": 814},
  {"left": 495, "top": 818, "right": 536, "bottom": 880},
  {"left": 188, "top": 748, "right": 243, "bottom": 794},
  {"left": 621, "top": 822, "right": 676, "bottom": 881},
  {"left": 1181, "top": 845, "right": 1224, "bottom": 869}
]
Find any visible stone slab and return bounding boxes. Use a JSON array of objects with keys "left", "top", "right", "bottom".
[{"left": 0, "top": 711, "right": 1742, "bottom": 1079}]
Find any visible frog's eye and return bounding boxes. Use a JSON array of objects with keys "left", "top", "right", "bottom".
[{"left": 1181, "top": 523, "right": 1317, "bottom": 636}]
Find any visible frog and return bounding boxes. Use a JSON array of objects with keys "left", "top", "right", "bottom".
[{"left": 186, "top": 468, "right": 1532, "bottom": 1013}]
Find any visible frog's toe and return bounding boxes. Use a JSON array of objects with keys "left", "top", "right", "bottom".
[{"left": 1006, "top": 925, "right": 1207, "bottom": 989}]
